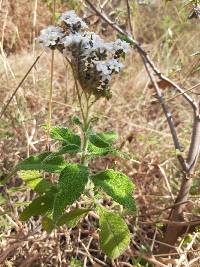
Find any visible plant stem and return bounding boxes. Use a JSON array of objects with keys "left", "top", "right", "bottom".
[
  {"left": 64, "top": 56, "right": 91, "bottom": 166},
  {"left": 81, "top": 93, "right": 91, "bottom": 166}
]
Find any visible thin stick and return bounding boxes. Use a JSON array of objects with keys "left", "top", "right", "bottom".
[
  {"left": 32, "top": 0, "right": 38, "bottom": 86},
  {"left": 46, "top": 50, "right": 55, "bottom": 146},
  {"left": 126, "top": 0, "right": 133, "bottom": 34},
  {"left": 46, "top": 0, "right": 56, "bottom": 147},
  {"left": 0, "top": 51, "right": 44, "bottom": 120},
  {"left": 163, "top": 82, "right": 200, "bottom": 104}
]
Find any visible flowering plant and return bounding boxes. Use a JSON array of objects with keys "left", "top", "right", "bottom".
[
  {"left": 39, "top": 10, "right": 129, "bottom": 99},
  {"left": 15, "top": 10, "right": 136, "bottom": 259}
]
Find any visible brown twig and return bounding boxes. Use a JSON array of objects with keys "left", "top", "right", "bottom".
[
  {"left": 126, "top": 0, "right": 133, "bottom": 34},
  {"left": 163, "top": 82, "right": 200, "bottom": 103}
]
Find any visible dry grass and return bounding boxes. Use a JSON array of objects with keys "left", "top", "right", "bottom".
[{"left": 1, "top": 0, "right": 200, "bottom": 266}]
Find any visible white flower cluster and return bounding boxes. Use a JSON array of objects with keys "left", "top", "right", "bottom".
[
  {"left": 94, "top": 59, "right": 124, "bottom": 82},
  {"left": 38, "top": 10, "right": 130, "bottom": 99},
  {"left": 59, "top": 10, "right": 88, "bottom": 31},
  {"left": 38, "top": 26, "right": 64, "bottom": 47},
  {"left": 109, "top": 39, "right": 130, "bottom": 54}
]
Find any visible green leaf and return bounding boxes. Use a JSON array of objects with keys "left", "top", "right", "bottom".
[
  {"left": 59, "top": 144, "right": 80, "bottom": 154},
  {"left": 91, "top": 169, "right": 136, "bottom": 211},
  {"left": 87, "top": 142, "right": 112, "bottom": 159},
  {"left": 116, "top": 33, "right": 135, "bottom": 45},
  {"left": 20, "top": 189, "right": 56, "bottom": 221},
  {"left": 41, "top": 153, "right": 67, "bottom": 173},
  {"left": 34, "top": 180, "right": 57, "bottom": 195},
  {"left": 42, "top": 216, "right": 55, "bottom": 233},
  {"left": 16, "top": 152, "right": 51, "bottom": 171},
  {"left": 53, "top": 164, "right": 89, "bottom": 219},
  {"left": 57, "top": 208, "right": 90, "bottom": 227},
  {"left": 89, "top": 131, "right": 117, "bottom": 148},
  {"left": 50, "top": 126, "right": 81, "bottom": 146},
  {"left": 70, "top": 116, "right": 83, "bottom": 127},
  {"left": 18, "top": 170, "right": 54, "bottom": 194},
  {"left": 98, "top": 207, "right": 131, "bottom": 259}
]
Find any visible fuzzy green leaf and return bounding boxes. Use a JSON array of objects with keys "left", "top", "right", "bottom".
[
  {"left": 42, "top": 216, "right": 55, "bottom": 233},
  {"left": 57, "top": 208, "right": 90, "bottom": 227},
  {"left": 18, "top": 170, "right": 54, "bottom": 194},
  {"left": 91, "top": 169, "right": 136, "bottom": 211},
  {"left": 16, "top": 152, "right": 51, "bottom": 171},
  {"left": 20, "top": 189, "right": 56, "bottom": 221},
  {"left": 41, "top": 153, "right": 67, "bottom": 173},
  {"left": 70, "top": 116, "right": 83, "bottom": 127},
  {"left": 89, "top": 131, "right": 117, "bottom": 148},
  {"left": 87, "top": 142, "right": 112, "bottom": 159},
  {"left": 50, "top": 126, "right": 81, "bottom": 146},
  {"left": 59, "top": 144, "right": 80, "bottom": 154},
  {"left": 98, "top": 207, "right": 131, "bottom": 259},
  {"left": 53, "top": 164, "right": 88, "bottom": 219}
]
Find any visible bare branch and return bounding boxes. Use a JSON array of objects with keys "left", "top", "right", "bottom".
[{"left": 141, "top": 55, "right": 187, "bottom": 171}]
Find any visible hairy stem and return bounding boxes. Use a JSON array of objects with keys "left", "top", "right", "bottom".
[{"left": 81, "top": 93, "right": 91, "bottom": 166}]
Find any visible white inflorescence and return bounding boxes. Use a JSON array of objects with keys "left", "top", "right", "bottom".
[
  {"left": 38, "top": 10, "right": 130, "bottom": 98},
  {"left": 111, "top": 39, "right": 130, "bottom": 54},
  {"left": 59, "top": 10, "right": 88, "bottom": 31},
  {"left": 38, "top": 26, "right": 64, "bottom": 47}
]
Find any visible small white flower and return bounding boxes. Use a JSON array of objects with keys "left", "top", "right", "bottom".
[
  {"left": 107, "top": 59, "right": 124, "bottom": 72},
  {"left": 38, "top": 26, "right": 64, "bottom": 47},
  {"left": 94, "top": 61, "right": 111, "bottom": 75},
  {"left": 60, "top": 33, "right": 82, "bottom": 47},
  {"left": 94, "top": 61, "right": 112, "bottom": 81},
  {"left": 111, "top": 39, "right": 130, "bottom": 53},
  {"left": 59, "top": 10, "right": 88, "bottom": 30}
]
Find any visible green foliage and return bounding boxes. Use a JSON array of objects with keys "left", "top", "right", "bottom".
[
  {"left": 131, "top": 257, "right": 153, "bottom": 267},
  {"left": 117, "top": 33, "right": 135, "bottom": 46},
  {"left": 20, "top": 189, "right": 57, "bottom": 221},
  {"left": 91, "top": 169, "right": 136, "bottom": 212},
  {"left": 15, "top": 10, "right": 136, "bottom": 260},
  {"left": 42, "top": 216, "right": 55, "bottom": 233},
  {"left": 53, "top": 163, "right": 89, "bottom": 219},
  {"left": 19, "top": 170, "right": 54, "bottom": 194},
  {"left": 59, "top": 144, "right": 80, "bottom": 154},
  {"left": 16, "top": 152, "right": 51, "bottom": 171},
  {"left": 70, "top": 116, "right": 83, "bottom": 127},
  {"left": 69, "top": 258, "right": 83, "bottom": 267},
  {"left": 41, "top": 153, "right": 67, "bottom": 172},
  {"left": 51, "top": 126, "right": 81, "bottom": 154},
  {"left": 57, "top": 208, "right": 90, "bottom": 227},
  {"left": 98, "top": 207, "right": 131, "bottom": 259},
  {"left": 88, "top": 131, "right": 118, "bottom": 148},
  {"left": 51, "top": 126, "right": 81, "bottom": 145},
  {"left": 87, "top": 142, "right": 114, "bottom": 159},
  {"left": 16, "top": 152, "right": 66, "bottom": 173}
]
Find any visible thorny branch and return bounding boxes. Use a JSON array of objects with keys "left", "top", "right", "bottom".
[
  {"left": 84, "top": 0, "right": 200, "bottom": 170},
  {"left": 85, "top": 0, "right": 200, "bottom": 255}
]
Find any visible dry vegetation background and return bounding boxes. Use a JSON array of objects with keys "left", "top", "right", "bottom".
[{"left": 1, "top": 0, "right": 200, "bottom": 266}]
